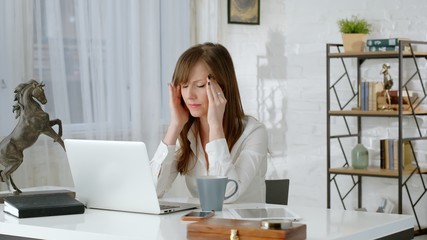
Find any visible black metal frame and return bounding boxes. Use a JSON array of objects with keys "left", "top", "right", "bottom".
[{"left": 326, "top": 41, "right": 427, "bottom": 235}]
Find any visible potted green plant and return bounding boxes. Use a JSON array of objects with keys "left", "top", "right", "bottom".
[{"left": 337, "top": 16, "right": 371, "bottom": 52}]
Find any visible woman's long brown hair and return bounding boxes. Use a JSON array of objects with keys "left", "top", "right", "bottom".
[{"left": 172, "top": 42, "right": 245, "bottom": 174}]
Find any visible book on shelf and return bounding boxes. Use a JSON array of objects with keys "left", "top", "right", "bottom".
[
  {"left": 3, "top": 192, "right": 85, "bottom": 218},
  {"left": 379, "top": 139, "right": 413, "bottom": 170},
  {"left": 360, "top": 82, "right": 372, "bottom": 111},
  {"left": 403, "top": 141, "right": 414, "bottom": 170},
  {"left": 359, "top": 81, "right": 382, "bottom": 111},
  {"left": 380, "top": 139, "right": 387, "bottom": 169},
  {"left": 388, "top": 89, "right": 413, "bottom": 99},
  {"left": 369, "top": 82, "right": 383, "bottom": 110},
  {"left": 384, "top": 139, "right": 390, "bottom": 169},
  {"left": 368, "top": 46, "right": 411, "bottom": 52},
  {"left": 377, "top": 90, "right": 419, "bottom": 111},
  {"left": 366, "top": 38, "right": 410, "bottom": 47},
  {"left": 359, "top": 82, "right": 368, "bottom": 111}
]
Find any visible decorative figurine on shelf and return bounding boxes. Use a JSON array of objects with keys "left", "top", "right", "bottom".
[
  {"left": 0, "top": 79, "right": 65, "bottom": 194},
  {"left": 380, "top": 63, "right": 394, "bottom": 110}
]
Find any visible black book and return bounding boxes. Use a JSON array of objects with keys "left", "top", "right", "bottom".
[{"left": 3, "top": 192, "right": 85, "bottom": 218}]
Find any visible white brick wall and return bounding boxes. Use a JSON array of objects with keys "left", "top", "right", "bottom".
[{"left": 218, "top": 0, "right": 427, "bottom": 223}]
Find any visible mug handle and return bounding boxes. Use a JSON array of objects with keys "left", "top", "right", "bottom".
[{"left": 224, "top": 179, "right": 238, "bottom": 200}]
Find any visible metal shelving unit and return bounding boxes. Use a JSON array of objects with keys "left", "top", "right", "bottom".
[{"left": 326, "top": 40, "right": 427, "bottom": 235}]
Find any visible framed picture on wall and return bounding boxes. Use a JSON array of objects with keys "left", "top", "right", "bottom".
[{"left": 228, "top": 0, "right": 260, "bottom": 25}]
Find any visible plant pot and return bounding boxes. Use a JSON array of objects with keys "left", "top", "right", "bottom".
[{"left": 341, "top": 33, "right": 368, "bottom": 53}]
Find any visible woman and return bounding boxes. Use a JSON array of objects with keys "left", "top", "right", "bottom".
[{"left": 150, "top": 42, "right": 268, "bottom": 203}]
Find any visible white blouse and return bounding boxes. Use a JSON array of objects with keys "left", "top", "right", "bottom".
[{"left": 150, "top": 116, "right": 268, "bottom": 203}]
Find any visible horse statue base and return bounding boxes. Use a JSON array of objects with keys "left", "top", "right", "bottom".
[{"left": 0, "top": 187, "right": 75, "bottom": 203}]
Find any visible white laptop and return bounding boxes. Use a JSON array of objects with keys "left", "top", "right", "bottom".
[{"left": 64, "top": 139, "right": 198, "bottom": 214}]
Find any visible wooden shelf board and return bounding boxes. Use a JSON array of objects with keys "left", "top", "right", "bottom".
[
  {"left": 329, "top": 110, "right": 427, "bottom": 116},
  {"left": 329, "top": 166, "right": 427, "bottom": 177}
]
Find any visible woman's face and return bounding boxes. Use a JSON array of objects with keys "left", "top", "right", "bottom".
[{"left": 180, "top": 61, "right": 209, "bottom": 118}]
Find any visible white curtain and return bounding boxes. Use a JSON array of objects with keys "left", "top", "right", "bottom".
[
  {"left": 190, "top": 0, "right": 219, "bottom": 44},
  {"left": 0, "top": 0, "right": 34, "bottom": 134},
  {"left": 0, "top": 0, "right": 189, "bottom": 191}
]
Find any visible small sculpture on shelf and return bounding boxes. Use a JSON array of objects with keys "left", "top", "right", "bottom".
[
  {"left": 380, "top": 63, "right": 393, "bottom": 110},
  {"left": 0, "top": 79, "right": 65, "bottom": 194}
]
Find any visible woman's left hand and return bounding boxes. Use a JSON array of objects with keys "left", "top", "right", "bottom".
[{"left": 206, "top": 75, "right": 226, "bottom": 140}]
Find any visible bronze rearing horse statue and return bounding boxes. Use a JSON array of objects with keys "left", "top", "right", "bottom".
[{"left": 0, "top": 79, "right": 65, "bottom": 193}]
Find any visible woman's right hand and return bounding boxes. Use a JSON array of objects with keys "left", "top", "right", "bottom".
[{"left": 163, "top": 83, "right": 189, "bottom": 145}]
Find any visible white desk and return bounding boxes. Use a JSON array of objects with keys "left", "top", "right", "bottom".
[{"left": 0, "top": 201, "right": 415, "bottom": 240}]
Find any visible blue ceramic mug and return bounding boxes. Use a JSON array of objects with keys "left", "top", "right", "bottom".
[{"left": 196, "top": 176, "right": 238, "bottom": 211}]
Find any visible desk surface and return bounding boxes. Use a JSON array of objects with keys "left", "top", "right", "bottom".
[{"left": 0, "top": 200, "right": 415, "bottom": 240}]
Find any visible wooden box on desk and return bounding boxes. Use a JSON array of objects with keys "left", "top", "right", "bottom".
[{"left": 187, "top": 218, "right": 306, "bottom": 240}]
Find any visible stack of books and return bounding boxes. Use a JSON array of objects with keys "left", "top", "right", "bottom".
[
  {"left": 358, "top": 85, "right": 417, "bottom": 112},
  {"left": 380, "top": 139, "right": 413, "bottom": 170},
  {"left": 376, "top": 90, "right": 417, "bottom": 111},
  {"left": 366, "top": 38, "right": 411, "bottom": 52},
  {"left": 359, "top": 81, "right": 383, "bottom": 111}
]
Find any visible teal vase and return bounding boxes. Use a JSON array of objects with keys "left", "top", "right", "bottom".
[{"left": 351, "top": 144, "right": 369, "bottom": 169}]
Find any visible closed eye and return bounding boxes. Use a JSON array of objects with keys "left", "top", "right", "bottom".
[{"left": 197, "top": 84, "right": 206, "bottom": 88}]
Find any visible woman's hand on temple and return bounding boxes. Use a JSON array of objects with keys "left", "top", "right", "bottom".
[
  {"left": 163, "top": 83, "right": 189, "bottom": 145},
  {"left": 169, "top": 83, "right": 189, "bottom": 128},
  {"left": 206, "top": 75, "right": 226, "bottom": 140}
]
